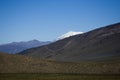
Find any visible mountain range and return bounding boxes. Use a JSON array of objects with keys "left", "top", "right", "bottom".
[
  {"left": 0, "top": 31, "right": 82, "bottom": 54},
  {"left": 19, "top": 23, "right": 120, "bottom": 62},
  {"left": 0, "top": 22, "right": 120, "bottom": 73},
  {"left": 0, "top": 40, "right": 50, "bottom": 54}
]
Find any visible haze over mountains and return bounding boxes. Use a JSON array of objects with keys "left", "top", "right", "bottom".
[{"left": 0, "top": 40, "right": 50, "bottom": 54}]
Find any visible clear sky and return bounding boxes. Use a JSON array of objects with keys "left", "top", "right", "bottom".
[{"left": 0, "top": 0, "right": 120, "bottom": 44}]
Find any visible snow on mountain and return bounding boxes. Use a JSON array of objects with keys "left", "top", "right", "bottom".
[{"left": 58, "top": 31, "right": 83, "bottom": 40}]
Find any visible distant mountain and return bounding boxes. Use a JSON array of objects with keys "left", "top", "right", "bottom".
[
  {"left": 1, "top": 23, "right": 120, "bottom": 74},
  {"left": 58, "top": 31, "right": 83, "bottom": 39},
  {"left": 0, "top": 40, "right": 51, "bottom": 54},
  {"left": 19, "top": 23, "right": 120, "bottom": 62}
]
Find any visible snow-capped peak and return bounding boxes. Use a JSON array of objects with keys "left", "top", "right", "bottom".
[{"left": 58, "top": 31, "right": 83, "bottom": 40}]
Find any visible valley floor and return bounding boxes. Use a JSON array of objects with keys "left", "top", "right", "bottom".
[{"left": 0, "top": 73, "right": 120, "bottom": 80}]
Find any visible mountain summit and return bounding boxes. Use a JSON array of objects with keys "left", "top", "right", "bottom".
[
  {"left": 58, "top": 31, "right": 83, "bottom": 39},
  {"left": 1, "top": 23, "right": 120, "bottom": 74},
  {"left": 0, "top": 40, "right": 50, "bottom": 54}
]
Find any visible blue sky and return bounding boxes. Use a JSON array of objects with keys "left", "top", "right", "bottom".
[{"left": 0, "top": 0, "right": 120, "bottom": 44}]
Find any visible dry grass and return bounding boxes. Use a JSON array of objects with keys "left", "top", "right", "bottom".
[
  {"left": 0, "top": 52, "right": 120, "bottom": 74},
  {"left": 0, "top": 73, "right": 120, "bottom": 80}
]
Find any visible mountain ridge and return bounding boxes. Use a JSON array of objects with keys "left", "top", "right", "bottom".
[
  {"left": 19, "top": 22, "right": 120, "bottom": 62},
  {"left": 0, "top": 40, "right": 51, "bottom": 54},
  {"left": 1, "top": 22, "right": 120, "bottom": 73}
]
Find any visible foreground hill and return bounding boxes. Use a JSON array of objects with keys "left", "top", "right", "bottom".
[
  {"left": 0, "top": 52, "right": 120, "bottom": 73},
  {"left": 0, "top": 40, "right": 50, "bottom": 54},
  {"left": 19, "top": 23, "right": 120, "bottom": 62}
]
